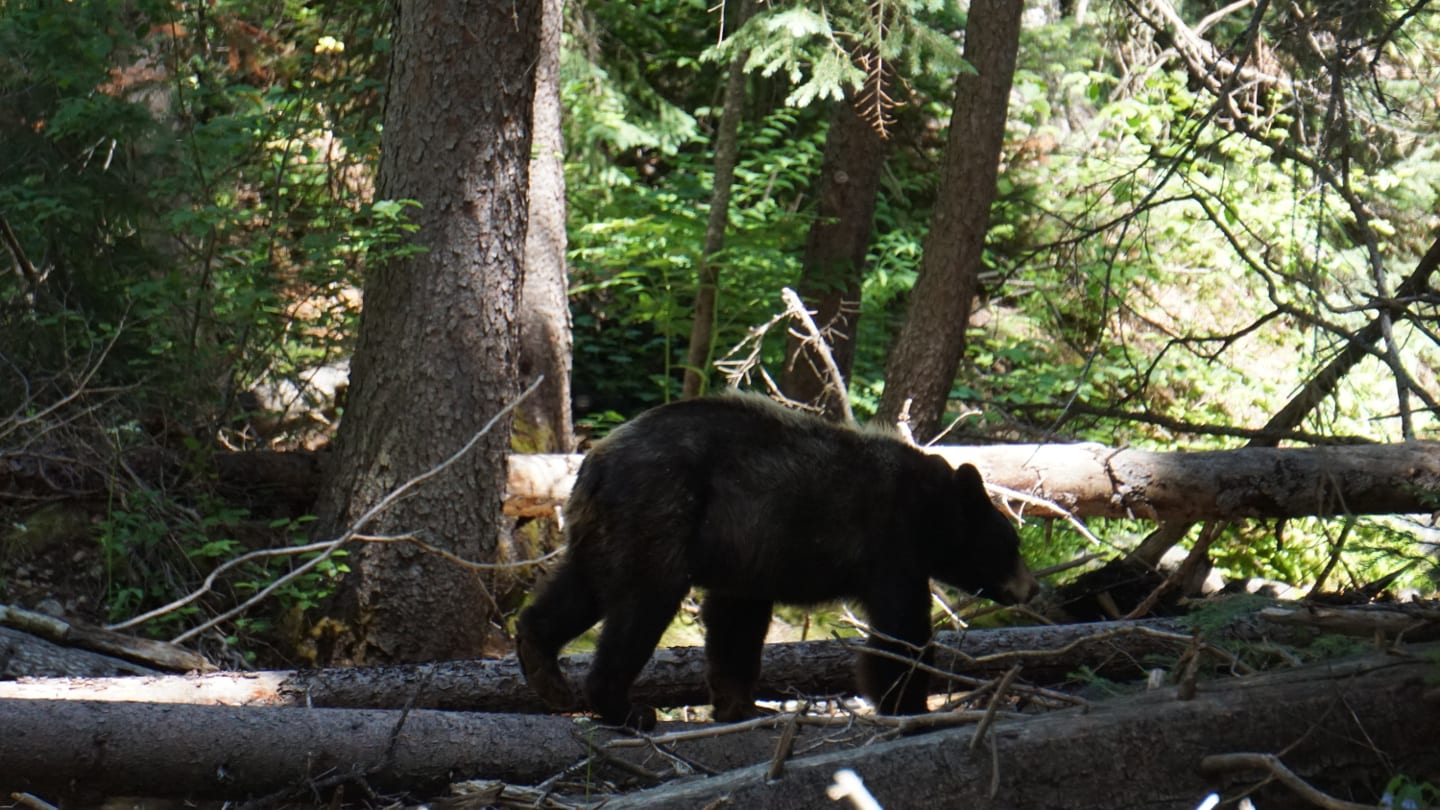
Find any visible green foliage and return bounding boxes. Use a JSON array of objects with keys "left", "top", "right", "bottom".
[
  {"left": 0, "top": 0, "right": 395, "bottom": 654},
  {"left": 566, "top": 61, "right": 824, "bottom": 414},
  {"left": 0, "top": 0, "right": 405, "bottom": 430},
  {"left": 1382, "top": 776, "right": 1440, "bottom": 810},
  {"left": 98, "top": 484, "right": 342, "bottom": 653},
  {"left": 706, "top": 1, "right": 971, "bottom": 109}
]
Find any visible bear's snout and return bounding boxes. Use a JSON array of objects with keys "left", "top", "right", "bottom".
[{"left": 997, "top": 560, "right": 1041, "bottom": 605}]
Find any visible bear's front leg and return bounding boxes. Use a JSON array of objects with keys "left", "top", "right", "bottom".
[{"left": 857, "top": 580, "right": 934, "bottom": 715}]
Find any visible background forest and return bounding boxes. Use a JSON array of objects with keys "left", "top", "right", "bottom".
[{"left": 1, "top": 0, "right": 1437, "bottom": 668}]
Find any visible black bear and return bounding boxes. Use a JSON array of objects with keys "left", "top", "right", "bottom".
[{"left": 516, "top": 394, "right": 1039, "bottom": 729}]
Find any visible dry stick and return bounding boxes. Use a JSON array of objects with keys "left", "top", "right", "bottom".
[
  {"left": 0, "top": 316, "right": 128, "bottom": 443},
  {"left": 968, "top": 664, "right": 1022, "bottom": 752},
  {"left": 349, "top": 532, "right": 565, "bottom": 571},
  {"left": 780, "top": 286, "right": 856, "bottom": 424},
  {"left": 766, "top": 711, "right": 802, "bottom": 779},
  {"left": 986, "top": 483, "right": 1106, "bottom": 546},
  {"left": 1305, "top": 517, "right": 1356, "bottom": 599},
  {"left": 9, "top": 794, "right": 59, "bottom": 810},
  {"left": 106, "top": 378, "right": 544, "bottom": 643},
  {"left": 1201, "top": 753, "right": 1377, "bottom": 810},
  {"left": 0, "top": 214, "right": 42, "bottom": 293},
  {"left": 834, "top": 624, "right": 1083, "bottom": 707}
]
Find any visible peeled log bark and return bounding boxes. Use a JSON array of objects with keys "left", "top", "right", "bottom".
[
  {"left": 7, "top": 442, "right": 1437, "bottom": 521},
  {"left": 12, "top": 607, "right": 1425, "bottom": 711},
  {"left": 604, "top": 646, "right": 1440, "bottom": 810},
  {"left": 8, "top": 647, "right": 1437, "bottom": 805},
  {"left": 510, "top": 441, "right": 1440, "bottom": 520},
  {"left": 0, "top": 619, "right": 1213, "bottom": 710}
]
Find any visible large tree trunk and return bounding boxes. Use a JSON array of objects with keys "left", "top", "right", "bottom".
[
  {"left": 515, "top": 0, "right": 575, "bottom": 455},
  {"left": 5, "top": 646, "right": 1436, "bottom": 805},
  {"left": 781, "top": 99, "right": 887, "bottom": 421},
  {"left": 312, "top": 0, "right": 540, "bottom": 665},
  {"left": 681, "top": 0, "right": 753, "bottom": 399},
  {"left": 875, "top": 0, "right": 1025, "bottom": 441}
]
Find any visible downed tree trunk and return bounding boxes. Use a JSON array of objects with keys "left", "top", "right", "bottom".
[
  {"left": 603, "top": 645, "right": 1440, "bottom": 810},
  {"left": 0, "top": 618, "right": 1247, "bottom": 710},
  {"left": 4, "top": 646, "right": 1437, "bottom": 805},
  {"left": 0, "top": 699, "right": 870, "bottom": 801},
  {"left": 0, "top": 627, "right": 156, "bottom": 679},
  {"left": 928, "top": 440, "right": 1440, "bottom": 520},
  {"left": 5, "top": 441, "right": 1438, "bottom": 521},
  {"left": 0, "top": 604, "right": 209, "bottom": 673}
]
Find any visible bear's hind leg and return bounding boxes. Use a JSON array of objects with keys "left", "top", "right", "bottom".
[
  {"left": 585, "top": 585, "right": 688, "bottom": 730},
  {"left": 858, "top": 581, "right": 934, "bottom": 716},
  {"left": 517, "top": 559, "right": 602, "bottom": 710},
  {"left": 701, "top": 594, "right": 773, "bottom": 722}
]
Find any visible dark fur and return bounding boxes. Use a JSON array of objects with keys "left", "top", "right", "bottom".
[{"left": 517, "top": 395, "right": 1038, "bottom": 729}]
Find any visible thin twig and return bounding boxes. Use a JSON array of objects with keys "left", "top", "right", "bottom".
[
  {"left": 119, "top": 378, "right": 543, "bottom": 643},
  {"left": 780, "top": 286, "right": 856, "bottom": 424},
  {"left": 1201, "top": 753, "right": 1377, "bottom": 810},
  {"left": 969, "top": 665, "right": 1022, "bottom": 752}
]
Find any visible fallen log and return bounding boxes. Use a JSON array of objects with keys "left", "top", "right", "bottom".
[
  {"left": 5, "top": 646, "right": 1436, "bottom": 806},
  {"left": 602, "top": 645, "right": 1440, "bottom": 810},
  {"left": 0, "top": 619, "right": 1235, "bottom": 710},
  {"left": 0, "top": 627, "right": 156, "bottom": 679},
  {"left": 928, "top": 440, "right": 1440, "bottom": 521},
  {"left": 0, "top": 604, "right": 209, "bottom": 673},
  {"left": 0, "top": 699, "right": 874, "bottom": 801},
  {"left": 5, "top": 441, "right": 1438, "bottom": 521}
]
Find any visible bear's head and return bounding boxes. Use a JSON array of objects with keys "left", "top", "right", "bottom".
[{"left": 924, "top": 460, "right": 1040, "bottom": 606}]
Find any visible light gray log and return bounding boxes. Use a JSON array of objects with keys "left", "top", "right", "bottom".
[{"left": 508, "top": 441, "right": 1440, "bottom": 520}]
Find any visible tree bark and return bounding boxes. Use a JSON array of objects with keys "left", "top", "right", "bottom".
[
  {"left": 312, "top": 0, "right": 540, "bottom": 664},
  {"left": 781, "top": 99, "right": 887, "bottom": 421},
  {"left": 875, "top": 0, "right": 1025, "bottom": 441},
  {"left": 0, "top": 618, "right": 1233, "bottom": 709},
  {"left": 7, "top": 646, "right": 1436, "bottom": 806},
  {"left": 8, "top": 441, "right": 1438, "bottom": 524},
  {"left": 0, "top": 698, "right": 882, "bottom": 802},
  {"left": 515, "top": 0, "right": 575, "bottom": 455},
  {"left": 0, "top": 604, "right": 207, "bottom": 674},
  {"left": 604, "top": 647, "right": 1440, "bottom": 810},
  {"left": 0, "top": 627, "right": 157, "bottom": 679},
  {"left": 681, "top": 0, "right": 753, "bottom": 399}
]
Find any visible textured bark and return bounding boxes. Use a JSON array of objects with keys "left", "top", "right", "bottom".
[
  {"left": 10, "top": 442, "right": 1437, "bottom": 524},
  {"left": 0, "top": 627, "right": 156, "bottom": 679},
  {"left": 0, "top": 698, "right": 875, "bottom": 802},
  {"left": 876, "top": 0, "right": 1025, "bottom": 441},
  {"left": 681, "top": 0, "right": 753, "bottom": 399},
  {"left": 781, "top": 100, "right": 887, "bottom": 420},
  {"left": 0, "top": 618, "right": 1225, "bottom": 710},
  {"left": 605, "top": 647, "right": 1440, "bottom": 810},
  {"left": 0, "top": 604, "right": 207, "bottom": 673},
  {"left": 313, "top": 0, "right": 540, "bottom": 664},
  {"left": 515, "top": 0, "right": 575, "bottom": 455}
]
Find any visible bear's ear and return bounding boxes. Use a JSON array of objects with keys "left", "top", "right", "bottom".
[{"left": 953, "top": 463, "right": 986, "bottom": 494}]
